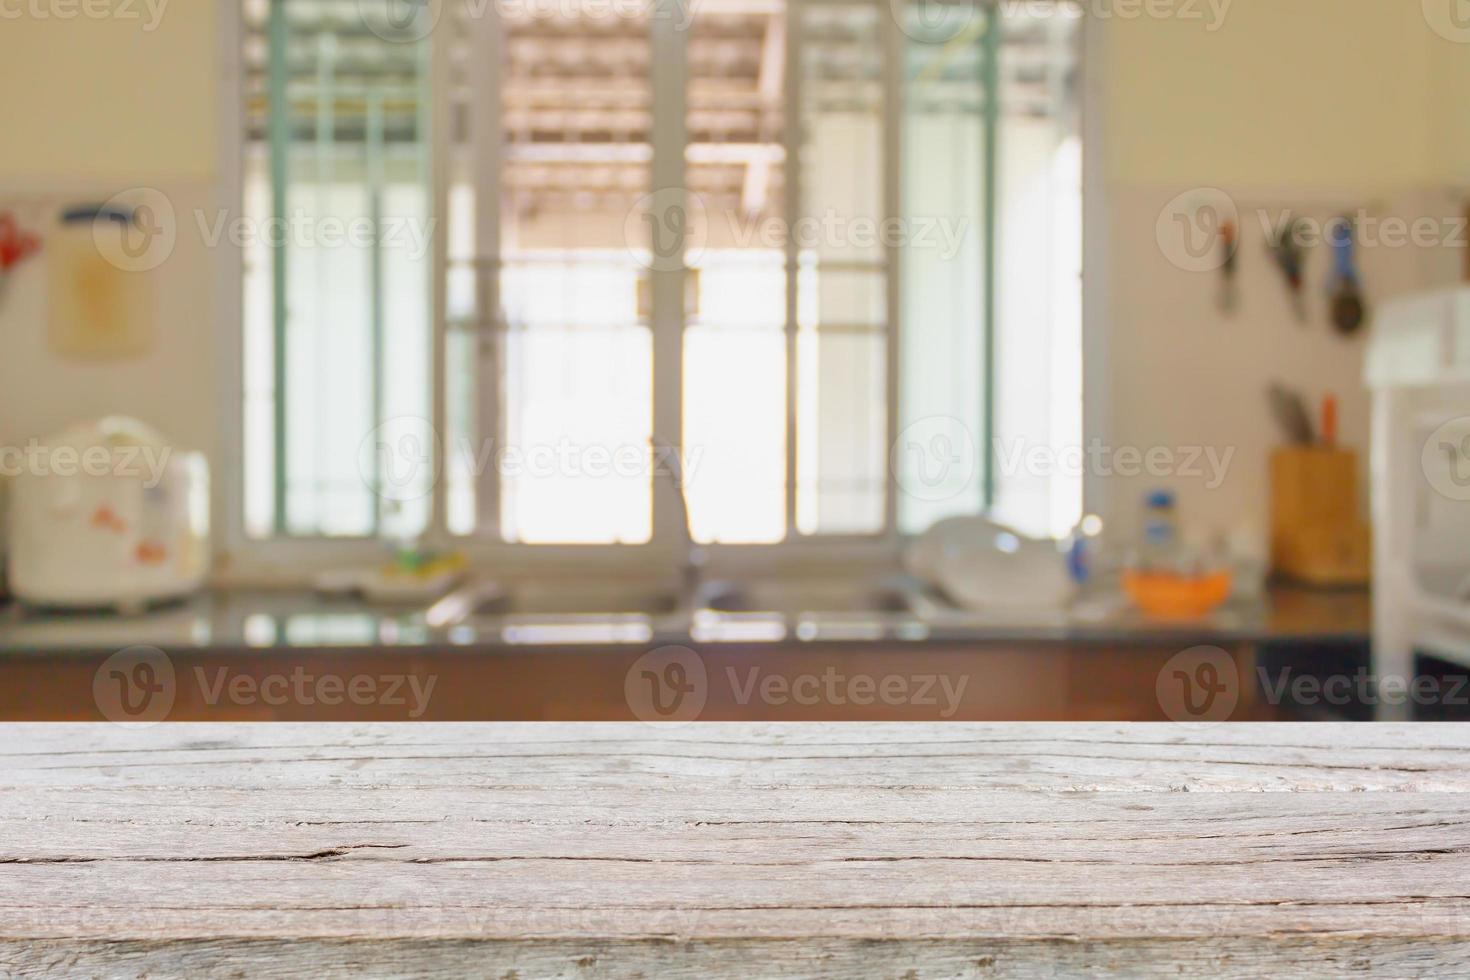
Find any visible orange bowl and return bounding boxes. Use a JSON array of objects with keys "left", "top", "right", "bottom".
[{"left": 1122, "top": 569, "right": 1232, "bottom": 618}]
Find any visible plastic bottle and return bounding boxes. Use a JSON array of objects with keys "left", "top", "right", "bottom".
[{"left": 1138, "top": 490, "right": 1180, "bottom": 572}]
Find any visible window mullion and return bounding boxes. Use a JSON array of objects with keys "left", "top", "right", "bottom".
[
  {"left": 881, "top": 0, "right": 903, "bottom": 539},
  {"left": 980, "top": 3, "right": 1000, "bottom": 510},
  {"left": 266, "top": 0, "right": 290, "bottom": 536},
  {"left": 367, "top": 92, "right": 386, "bottom": 535},
  {"left": 468, "top": 2, "right": 504, "bottom": 539},
  {"left": 426, "top": 2, "right": 456, "bottom": 543},
  {"left": 783, "top": 2, "right": 802, "bottom": 540},
  {"left": 649, "top": 1, "right": 689, "bottom": 554}
]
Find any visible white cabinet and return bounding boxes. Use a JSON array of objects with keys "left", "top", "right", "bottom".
[{"left": 1367, "top": 288, "right": 1470, "bottom": 718}]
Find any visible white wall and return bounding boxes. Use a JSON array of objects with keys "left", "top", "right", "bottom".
[
  {"left": 0, "top": 182, "right": 220, "bottom": 467},
  {"left": 1101, "top": 185, "right": 1456, "bottom": 543}
]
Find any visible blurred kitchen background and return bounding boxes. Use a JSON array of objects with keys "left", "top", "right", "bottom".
[{"left": 0, "top": 0, "right": 1467, "bottom": 722}]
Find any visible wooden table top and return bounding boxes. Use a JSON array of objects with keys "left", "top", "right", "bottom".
[{"left": 3, "top": 723, "right": 1467, "bottom": 977}]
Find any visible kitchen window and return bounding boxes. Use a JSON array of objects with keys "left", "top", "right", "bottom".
[{"left": 236, "top": 0, "right": 1083, "bottom": 558}]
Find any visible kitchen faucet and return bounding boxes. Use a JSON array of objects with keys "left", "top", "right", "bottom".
[{"left": 651, "top": 435, "right": 707, "bottom": 604}]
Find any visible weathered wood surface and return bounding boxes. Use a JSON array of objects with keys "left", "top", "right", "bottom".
[{"left": 2, "top": 723, "right": 1470, "bottom": 978}]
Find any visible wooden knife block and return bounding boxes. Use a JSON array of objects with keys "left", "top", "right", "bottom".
[{"left": 1269, "top": 446, "right": 1371, "bottom": 587}]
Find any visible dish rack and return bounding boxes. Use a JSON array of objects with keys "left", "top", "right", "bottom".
[{"left": 1367, "top": 287, "right": 1470, "bottom": 718}]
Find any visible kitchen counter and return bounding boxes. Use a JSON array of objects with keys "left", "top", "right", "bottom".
[
  {"left": 0, "top": 583, "right": 1370, "bottom": 654},
  {"left": 2, "top": 722, "right": 1466, "bottom": 977},
  {"left": 0, "top": 585, "right": 1371, "bottom": 721}
]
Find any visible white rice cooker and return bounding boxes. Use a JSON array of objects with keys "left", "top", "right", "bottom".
[{"left": 6, "top": 417, "right": 210, "bottom": 609}]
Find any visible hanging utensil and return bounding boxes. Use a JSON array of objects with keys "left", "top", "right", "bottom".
[
  {"left": 1268, "top": 383, "right": 1315, "bottom": 446},
  {"left": 1270, "top": 214, "right": 1308, "bottom": 324},
  {"left": 1218, "top": 218, "right": 1238, "bottom": 315},
  {"left": 1320, "top": 393, "right": 1337, "bottom": 448},
  {"left": 0, "top": 212, "right": 42, "bottom": 310},
  {"left": 1327, "top": 215, "right": 1366, "bottom": 335}
]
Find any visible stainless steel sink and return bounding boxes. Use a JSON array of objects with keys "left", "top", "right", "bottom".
[
  {"left": 428, "top": 580, "right": 682, "bottom": 627},
  {"left": 430, "top": 576, "right": 927, "bottom": 629},
  {"left": 699, "top": 580, "right": 916, "bottom": 616},
  {"left": 488, "top": 585, "right": 682, "bottom": 617}
]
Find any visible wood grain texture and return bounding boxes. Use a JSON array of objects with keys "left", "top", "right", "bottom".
[{"left": 1, "top": 723, "right": 1469, "bottom": 978}]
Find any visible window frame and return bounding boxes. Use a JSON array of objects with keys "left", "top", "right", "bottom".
[{"left": 214, "top": 0, "right": 1108, "bottom": 582}]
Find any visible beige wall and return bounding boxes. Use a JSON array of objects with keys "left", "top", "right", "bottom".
[
  {"left": 1428, "top": 26, "right": 1470, "bottom": 186},
  {"left": 1104, "top": 1, "right": 1437, "bottom": 188},
  {"left": 0, "top": 2, "right": 1466, "bottom": 545},
  {"left": 0, "top": 4, "right": 216, "bottom": 182},
  {"left": 1, "top": 1, "right": 1448, "bottom": 189}
]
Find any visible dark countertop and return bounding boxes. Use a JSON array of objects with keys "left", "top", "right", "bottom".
[{"left": 0, "top": 583, "right": 1372, "bottom": 656}]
